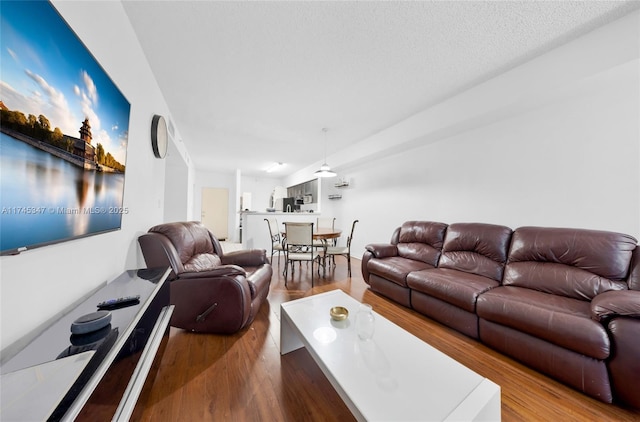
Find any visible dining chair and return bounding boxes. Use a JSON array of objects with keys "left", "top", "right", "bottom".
[
  {"left": 315, "top": 217, "right": 337, "bottom": 247},
  {"left": 283, "top": 222, "right": 321, "bottom": 287},
  {"left": 264, "top": 218, "right": 284, "bottom": 265},
  {"left": 325, "top": 219, "right": 359, "bottom": 277},
  {"left": 317, "top": 217, "right": 336, "bottom": 229}
]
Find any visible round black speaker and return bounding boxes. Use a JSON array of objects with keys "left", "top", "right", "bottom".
[{"left": 70, "top": 310, "right": 112, "bottom": 335}]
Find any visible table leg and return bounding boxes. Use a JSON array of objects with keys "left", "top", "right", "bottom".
[
  {"left": 280, "top": 309, "right": 305, "bottom": 355},
  {"left": 323, "top": 239, "right": 328, "bottom": 277}
]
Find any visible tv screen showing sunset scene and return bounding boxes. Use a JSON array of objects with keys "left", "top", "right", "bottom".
[{"left": 1, "top": 1, "right": 131, "bottom": 255}]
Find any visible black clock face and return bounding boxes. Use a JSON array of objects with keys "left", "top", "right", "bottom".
[{"left": 151, "top": 115, "right": 168, "bottom": 159}]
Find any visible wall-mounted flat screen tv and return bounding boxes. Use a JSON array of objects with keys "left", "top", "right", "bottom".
[{"left": 1, "top": 1, "right": 131, "bottom": 255}]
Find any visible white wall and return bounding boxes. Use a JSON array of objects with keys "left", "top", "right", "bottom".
[
  {"left": 293, "top": 11, "right": 640, "bottom": 258},
  {"left": 193, "top": 170, "right": 284, "bottom": 242},
  {"left": 0, "top": 2, "right": 187, "bottom": 353},
  {"left": 164, "top": 139, "right": 190, "bottom": 222},
  {"left": 241, "top": 175, "right": 284, "bottom": 213}
]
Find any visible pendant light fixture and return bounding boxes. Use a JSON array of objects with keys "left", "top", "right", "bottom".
[{"left": 314, "top": 127, "right": 337, "bottom": 178}]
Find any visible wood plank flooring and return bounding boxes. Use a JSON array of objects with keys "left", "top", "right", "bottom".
[{"left": 139, "top": 256, "right": 640, "bottom": 421}]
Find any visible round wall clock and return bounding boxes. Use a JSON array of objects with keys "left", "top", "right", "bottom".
[{"left": 151, "top": 114, "right": 168, "bottom": 159}]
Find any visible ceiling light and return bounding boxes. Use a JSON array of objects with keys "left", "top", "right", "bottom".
[
  {"left": 266, "top": 162, "right": 285, "bottom": 173},
  {"left": 314, "top": 128, "right": 336, "bottom": 178}
]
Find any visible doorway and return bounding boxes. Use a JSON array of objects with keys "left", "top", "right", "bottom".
[{"left": 201, "top": 187, "right": 229, "bottom": 240}]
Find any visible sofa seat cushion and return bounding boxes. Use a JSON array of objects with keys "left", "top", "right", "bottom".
[
  {"left": 407, "top": 268, "right": 499, "bottom": 313},
  {"left": 477, "top": 286, "right": 610, "bottom": 359},
  {"left": 183, "top": 253, "right": 221, "bottom": 272},
  {"left": 367, "top": 257, "right": 435, "bottom": 287}
]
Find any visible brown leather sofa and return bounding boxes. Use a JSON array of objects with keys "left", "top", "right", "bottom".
[
  {"left": 138, "top": 221, "right": 272, "bottom": 334},
  {"left": 362, "top": 221, "right": 640, "bottom": 409}
]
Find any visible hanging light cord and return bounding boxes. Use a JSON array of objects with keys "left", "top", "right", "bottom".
[{"left": 322, "top": 127, "right": 328, "bottom": 164}]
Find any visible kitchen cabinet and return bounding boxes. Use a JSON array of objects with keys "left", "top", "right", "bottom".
[{"left": 287, "top": 179, "right": 318, "bottom": 204}]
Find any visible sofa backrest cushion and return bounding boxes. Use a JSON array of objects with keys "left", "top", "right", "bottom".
[
  {"left": 396, "top": 221, "right": 447, "bottom": 266},
  {"left": 439, "top": 223, "right": 513, "bottom": 282},
  {"left": 504, "top": 226, "right": 637, "bottom": 300},
  {"left": 149, "top": 221, "right": 215, "bottom": 265}
]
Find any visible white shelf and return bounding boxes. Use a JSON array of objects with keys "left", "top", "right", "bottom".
[
  {"left": 334, "top": 181, "right": 349, "bottom": 188},
  {"left": 328, "top": 194, "right": 342, "bottom": 200}
]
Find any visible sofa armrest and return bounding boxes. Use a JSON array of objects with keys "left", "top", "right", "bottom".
[
  {"left": 591, "top": 290, "right": 640, "bottom": 321},
  {"left": 365, "top": 243, "right": 398, "bottom": 259},
  {"left": 362, "top": 244, "right": 398, "bottom": 285},
  {"left": 607, "top": 316, "right": 640, "bottom": 409},
  {"left": 177, "top": 265, "right": 246, "bottom": 279},
  {"left": 221, "top": 249, "right": 268, "bottom": 267},
  {"left": 361, "top": 251, "right": 373, "bottom": 284}
]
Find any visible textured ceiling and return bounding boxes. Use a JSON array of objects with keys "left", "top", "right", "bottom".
[{"left": 122, "top": 1, "right": 640, "bottom": 177}]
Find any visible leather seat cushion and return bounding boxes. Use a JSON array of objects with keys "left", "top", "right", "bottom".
[
  {"left": 477, "top": 286, "right": 610, "bottom": 359},
  {"left": 407, "top": 268, "right": 499, "bottom": 313},
  {"left": 367, "top": 256, "right": 435, "bottom": 287}
]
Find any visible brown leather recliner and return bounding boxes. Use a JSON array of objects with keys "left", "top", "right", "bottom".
[{"left": 138, "top": 221, "right": 272, "bottom": 334}]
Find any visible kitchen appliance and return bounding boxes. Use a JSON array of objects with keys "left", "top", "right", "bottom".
[
  {"left": 283, "top": 197, "right": 295, "bottom": 213},
  {"left": 270, "top": 186, "right": 287, "bottom": 211}
]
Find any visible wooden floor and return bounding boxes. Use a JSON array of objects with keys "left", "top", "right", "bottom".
[{"left": 139, "top": 255, "right": 640, "bottom": 421}]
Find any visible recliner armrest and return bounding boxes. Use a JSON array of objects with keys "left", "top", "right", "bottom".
[
  {"left": 221, "top": 249, "right": 268, "bottom": 267},
  {"left": 365, "top": 243, "right": 398, "bottom": 259},
  {"left": 169, "top": 270, "right": 252, "bottom": 333},
  {"left": 591, "top": 290, "right": 640, "bottom": 321}
]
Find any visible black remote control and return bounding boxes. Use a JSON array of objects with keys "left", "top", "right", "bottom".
[{"left": 97, "top": 295, "right": 140, "bottom": 310}]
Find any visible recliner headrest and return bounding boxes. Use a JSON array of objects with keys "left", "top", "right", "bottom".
[{"left": 149, "top": 221, "right": 215, "bottom": 265}]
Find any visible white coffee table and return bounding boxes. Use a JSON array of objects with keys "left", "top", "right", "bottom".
[{"left": 280, "top": 289, "right": 500, "bottom": 421}]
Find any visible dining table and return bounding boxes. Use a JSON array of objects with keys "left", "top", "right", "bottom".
[{"left": 310, "top": 227, "right": 342, "bottom": 242}]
